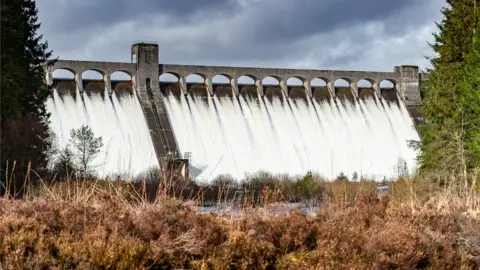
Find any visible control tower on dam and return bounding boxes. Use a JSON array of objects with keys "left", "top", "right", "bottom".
[{"left": 45, "top": 42, "right": 424, "bottom": 180}]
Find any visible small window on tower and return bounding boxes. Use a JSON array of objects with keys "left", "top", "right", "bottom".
[
  {"left": 132, "top": 53, "right": 137, "bottom": 63},
  {"left": 145, "top": 51, "right": 152, "bottom": 64}
]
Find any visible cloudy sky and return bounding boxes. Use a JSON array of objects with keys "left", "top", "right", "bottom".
[{"left": 36, "top": 0, "right": 445, "bottom": 74}]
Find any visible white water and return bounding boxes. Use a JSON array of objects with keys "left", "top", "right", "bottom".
[
  {"left": 164, "top": 92, "right": 420, "bottom": 182},
  {"left": 46, "top": 89, "right": 158, "bottom": 178},
  {"left": 45, "top": 86, "right": 420, "bottom": 182}
]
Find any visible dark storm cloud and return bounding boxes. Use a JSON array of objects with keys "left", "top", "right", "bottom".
[
  {"left": 40, "top": 0, "right": 236, "bottom": 33},
  {"left": 36, "top": 0, "right": 445, "bottom": 72},
  {"left": 239, "top": 0, "right": 418, "bottom": 43}
]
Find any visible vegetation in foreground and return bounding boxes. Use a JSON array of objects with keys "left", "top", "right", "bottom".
[{"left": 0, "top": 177, "right": 479, "bottom": 269}]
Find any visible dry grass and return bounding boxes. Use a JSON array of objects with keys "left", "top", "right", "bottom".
[{"left": 0, "top": 176, "right": 479, "bottom": 269}]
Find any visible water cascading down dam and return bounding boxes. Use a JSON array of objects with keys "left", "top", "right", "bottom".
[{"left": 45, "top": 42, "right": 425, "bottom": 181}]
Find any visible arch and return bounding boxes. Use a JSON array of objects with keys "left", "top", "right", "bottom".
[
  {"left": 287, "top": 77, "right": 303, "bottom": 86},
  {"left": 237, "top": 75, "right": 256, "bottom": 85},
  {"left": 82, "top": 69, "right": 104, "bottom": 80},
  {"left": 111, "top": 71, "right": 133, "bottom": 95},
  {"left": 334, "top": 78, "right": 351, "bottom": 87},
  {"left": 358, "top": 79, "right": 375, "bottom": 100},
  {"left": 159, "top": 72, "right": 179, "bottom": 83},
  {"left": 52, "top": 68, "right": 75, "bottom": 79},
  {"left": 262, "top": 76, "right": 280, "bottom": 85},
  {"left": 380, "top": 79, "right": 396, "bottom": 89},
  {"left": 185, "top": 73, "right": 205, "bottom": 84},
  {"left": 238, "top": 75, "right": 257, "bottom": 98},
  {"left": 111, "top": 71, "right": 132, "bottom": 81},
  {"left": 379, "top": 79, "right": 398, "bottom": 103},
  {"left": 357, "top": 79, "right": 373, "bottom": 88},
  {"left": 334, "top": 78, "right": 355, "bottom": 103},
  {"left": 212, "top": 74, "right": 230, "bottom": 84},
  {"left": 311, "top": 77, "right": 328, "bottom": 87}
]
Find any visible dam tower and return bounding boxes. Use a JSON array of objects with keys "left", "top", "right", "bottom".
[{"left": 131, "top": 42, "right": 180, "bottom": 165}]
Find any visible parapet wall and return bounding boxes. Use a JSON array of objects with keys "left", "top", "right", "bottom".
[{"left": 48, "top": 60, "right": 420, "bottom": 101}]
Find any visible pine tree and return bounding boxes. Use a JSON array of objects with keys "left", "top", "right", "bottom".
[
  {"left": 0, "top": 0, "right": 55, "bottom": 195},
  {"left": 454, "top": 15, "right": 480, "bottom": 169},
  {"left": 1, "top": 0, "right": 53, "bottom": 119},
  {"left": 69, "top": 126, "right": 103, "bottom": 177},
  {"left": 417, "top": 0, "right": 480, "bottom": 171}
]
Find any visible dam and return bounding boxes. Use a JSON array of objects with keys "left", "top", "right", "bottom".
[{"left": 45, "top": 42, "right": 424, "bottom": 181}]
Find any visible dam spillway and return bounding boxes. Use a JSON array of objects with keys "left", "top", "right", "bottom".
[
  {"left": 46, "top": 85, "right": 158, "bottom": 177},
  {"left": 44, "top": 42, "right": 424, "bottom": 181},
  {"left": 163, "top": 89, "right": 419, "bottom": 181}
]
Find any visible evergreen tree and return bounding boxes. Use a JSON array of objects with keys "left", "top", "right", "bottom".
[
  {"left": 1, "top": 0, "right": 53, "bottom": 119},
  {"left": 453, "top": 17, "right": 480, "bottom": 169},
  {"left": 417, "top": 0, "right": 480, "bottom": 171},
  {"left": 53, "top": 147, "right": 76, "bottom": 178},
  {"left": 69, "top": 126, "right": 103, "bottom": 177},
  {"left": 0, "top": 0, "right": 54, "bottom": 194}
]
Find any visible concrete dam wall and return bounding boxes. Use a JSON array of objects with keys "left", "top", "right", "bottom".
[{"left": 45, "top": 42, "right": 423, "bottom": 181}]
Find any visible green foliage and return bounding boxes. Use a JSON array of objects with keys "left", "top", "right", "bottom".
[
  {"left": 293, "top": 171, "right": 317, "bottom": 199},
  {"left": 68, "top": 126, "right": 103, "bottom": 176},
  {"left": 335, "top": 172, "right": 348, "bottom": 182},
  {"left": 418, "top": 0, "right": 480, "bottom": 172},
  {"left": 52, "top": 147, "right": 76, "bottom": 178},
  {"left": 0, "top": 0, "right": 54, "bottom": 194},
  {"left": 453, "top": 23, "right": 480, "bottom": 168},
  {"left": 0, "top": 0, "right": 54, "bottom": 119},
  {"left": 352, "top": 171, "right": 359, "bottom": 182}
]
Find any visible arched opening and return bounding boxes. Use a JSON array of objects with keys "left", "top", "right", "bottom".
[
  {"left": 111, "top": 71, "right": 132, "bottom": 81},
  {"left": 52, "top": 68, "right": 75, "bottom": 80},
  {"left": 263, "top": 76, "right": 282, "bottom": 101},
  {"left": 380, "top": 80, "right": 395, "bottom": 89},
  {"left": 111, "top": 71, "right": 133, "bottom": 96},
  {"left": 311, "top": 77, "right": 330, "bottom": 102},
  {"left": 287, "top": 77, "right": 306, "bottom": 100},
  {"left": 334, "top": 78, "right": 354, "bottom": 104},
  {"left": 160, "top": 73, "right": 180, "bottom": 96},
  {"left": 262, "top": 76, "right": 280, "bottom": 86},
  {"left": 357, "top": 79, "right": 373, "bottom": 88},
  {"left": 334, "top": 78, "right": 350, "bottom": 88},
  {"left": 159, "top": 73, "right": 179, "bottom": 83},
  {"left": 238, "top": 75, "right": 255, "bottom": 85},
  {"left": 186, "top": 73, "right": 207, "bottom": 97},
  {"left": 238, "top": 75, "right": 257, "bottom": 99},
  {"left": 287, "top": 77, "right": 303, "bottom": 86},
  {"left": 212, "top": 74, "right": 232, "bottom": 98},
  {"left": 186, "top": 73, "right": 205, "bottom": 84},
  {"left": 358, "top": 79, "right": 375, "bottom": 100},
  {"left": 82, "top": 70, "right": 105, "bottom": 95},
  {"left": 311, "top": 78, "right": 327, "bottom": 87},
  {"left": 212, "top": 74, "right": 230, "bottom": 84},
  {"left": 52, "top": 69, "right": 75, "bottom": 95},
  {"left": 82, "top": 70, "right": 103, "bottom": 80},
  {"left": 380, "top": 79, "right": 398, "bottom": 103}
]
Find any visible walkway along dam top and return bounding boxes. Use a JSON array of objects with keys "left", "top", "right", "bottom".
[{"left": 45, "top": 42, "right": 426, "bottom": 177}]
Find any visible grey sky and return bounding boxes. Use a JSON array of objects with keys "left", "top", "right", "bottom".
[{"left": 36, "top": 0, "right": 445, "bottom": 76}]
